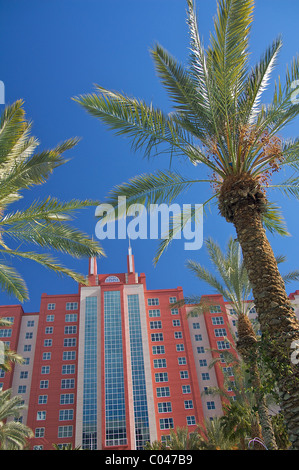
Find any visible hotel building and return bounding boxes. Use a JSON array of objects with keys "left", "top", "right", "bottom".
[{"left": 0, "top": 247, "right": 298, "bottom": 450}]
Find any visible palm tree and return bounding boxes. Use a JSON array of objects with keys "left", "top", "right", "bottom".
[
  {"left": 206, "top": 341, "right": 274, "bottom": 449},
  {"left": 0, "top": 318, "right": 24, "bottom": 370},
  {"left": 0, "top": 388, "right": 33, "bottom": 449},
  {"left": 74, "top": 0, "right": 299, "bottom": 447},
  {"left": 0, "top": 100, "right": 104, "bottom": 302},
  {"left": 185, "top": 237, "right": 299, "bottom": 448},
  {"left": 197, "top": 417, "right": 238, "bottom": 450}
]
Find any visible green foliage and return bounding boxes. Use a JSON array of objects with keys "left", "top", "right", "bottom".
[
  {"left": 0, "top": 100, "right": 104, "bottom": 301},
  {"left": 0, "top": 388, "right": 33, "bottom": 449},
  {"left": 75, "top": 0, "right": 299, "bottom": 261}
]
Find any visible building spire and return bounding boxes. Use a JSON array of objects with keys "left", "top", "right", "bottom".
[
  {"left": 127, "top": 237, "right": 135, "bottom": 274},
  {"left": 88, "top": 256, "right": 98, "bottom": 276}
]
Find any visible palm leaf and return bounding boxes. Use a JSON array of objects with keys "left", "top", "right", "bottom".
[{"left": 0, "top": 263, "right": 29, "bottom": 301}]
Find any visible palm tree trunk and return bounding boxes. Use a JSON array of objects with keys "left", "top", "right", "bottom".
[
  {"left": 237, "top": 314, "right": 278, "bottom": 449},
  {"left": 220, "top": 178, "right": 299, "bottom": 449}
]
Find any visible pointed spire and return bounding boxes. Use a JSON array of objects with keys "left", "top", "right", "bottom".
[
  {"left": 89, "top": 256, "right": 98, "bottom": 276},
  {"left": 127, "top": 237, "right": 135, "bottom": 274}
]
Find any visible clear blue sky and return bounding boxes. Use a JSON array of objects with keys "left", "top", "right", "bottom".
[{"left": 0, "top": 0, "right": 298, "bottom": 312}]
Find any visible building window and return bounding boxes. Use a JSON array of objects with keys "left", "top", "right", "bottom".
[
  {"left": 2, "top": 317, "right": 14, "bottom": 324},
  {"left": 20, "top": 371, "right": 28, "bottom": 379},
  {"left": 207, "top": 401, "right": 216, "bottom": 410},
  {"left": 148, "top": 298, "right": 159, "bottom": 306},
  {"left": 41, "top": 366, "right": 50, "bottom": 374},
  {"left": 18, "top": 386, "right": 26, "bottom": 394},
  {"left": 186, "top": 416, "right": 196, "bottom": 426},
  {"left": 61, "top": 379, "right": 75, "bottom": 389},
  {"left": 174, "top": 331, "right": 182, "bottom": 339},
  {"left": 104, "top": 291, "right": 127, "bottom": 448},
  {"left": 42, "top": 352, "right": 51, "bottom": 360},
  {"left": 63, "top": 338, "right": 76, "bottom": 347},
  {"left": 151, "top": 333, "right": 164, "bottom": 342},
  {"left": 194, "top": 334, "right": 202, "bottom": 341},
  {"left": 180, "top": 371, "right": 189, "bottom": 379},
  {"left": 24, "top": 345, "right": 31, "bottom": 352},
  {"left": 152, "top": 345, "right": 165, "bottom": 355},
  {"left": 223, "top": 367, "right": 234, "bottom": 376},
  {"left": 217, "top": 340, "right": 230, "bottom": 350},
  {"left": 184, "top": 400, "right": 194, "bottom": 409},
  {"left": 66, "top": 302, "right": 78, "bottom": 310},
  {"left": 44, "top": 339, "right": 52, "bottom": 347},
  {"left": 27, "top": 320, "right": 34, "bottom": 327},
  {"left": 58, "top": 426, "right": 73, "bottom": 438},
  {"left": 160, "top": 418, "right": 174, "bottom": 430},
  {"left": 214, "top": 328, "right": 227, "bottom": 337},
  {"left": 153, "top": 358, "right": 167, "bottom": 368},
  {"left": 199, "top": 359, "right": 207, "bottom": 367},
  {"left": 156, "top": 387, "right": 170, "bottom": 398},
  {"left": 63, "top": 351, "right": 76, "bottom": 361},
  {"left": 169, "top": 297, "right": 177, "bottom": 304},
  {"left": 40, "top": 380, "right": 49, "bottom": 389},
  {"left": 64, "top": 326, "right": 77, "bottom": 335},
  {"left": 201, "top": 373, "right": 210, "bottom": 381},
  {"left": 197, "top": 347, "right": 205, "bottom": 353},
  {"left": 171, "top": 308, "right": 179, "bottom": 315},
  {"left": 155, "top": 372, "right": 168, "bottom": 383},
  {"left": 158, "top": 402, "right": 172, "bottom": 413},
  {"left": 210, "top": 305, "right": 221, "bottom": 313},
  {"left": 65, "top": 314, "right": 77, "bottom": 322},
  {"left": 35, "top": 428, "right": 45, "bottom": 438},
  {"left": 38, "top": 395, "right": 48, "bottom": 404},
  {"left": 59, "top": 409, "right": 74, "bottom": 421},
  {"left": 62, "top": 364, "right": 75, "bottom": 375},
  {"left": 178, "top": 357, "right": 187, "bottom": 365},
  {"left": 47, "top": 303, "right": 55, "bottom": 310},
  {"left": 172, "top": 320, "right": 180, "bottom": 327},
  {"left": 60, "top": 394, "right": 74, "bottom": 405},
  {"left": 192, "top": 322, "right": 200, "bottom": 329},
  {"left": 182, "top": 385, "right": 191, "bottom": 394},
  {"left": 0, "top": 329, "right": 12, "bottom": 338},
  {"left": 37, "top": 411, "right": 46, "bottom": 421},
  {"left": 176, "top": 344, "right": 184, "bottom": 352},
  {"left": 150, "top": 321, "right": 162, "bottom": 330},
  {"left": 46, "top": 314, "right": 54, "bottom": 322},
  {"left": 45, "top": 327, "right": 53, "bottom": 335},
  {"left": 212, "top": 316, "right": 224, "bottom": 325},
  {"left": 148, "top": 309, "right": 160, "bottom": 317}
]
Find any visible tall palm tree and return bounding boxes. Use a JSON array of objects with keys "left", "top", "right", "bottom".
[
  {"left": 185, "top": 237, "right": 299, "bottom": 448},
  {"left": 74, "top": 0, "right": 299, "bottom": 447},
  {"left": 0, "top": 100, "right": 104, "bottom": 302},
  {"left": 0, "top": 388, "right": 33, "bottom": 449},
  {"left": 206, "top": 339, "right": 276, "bottom": 449}
]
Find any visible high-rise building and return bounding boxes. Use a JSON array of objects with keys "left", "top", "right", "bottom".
[{"left": 0, "top": 248, "right": 298, "bottom": 450}]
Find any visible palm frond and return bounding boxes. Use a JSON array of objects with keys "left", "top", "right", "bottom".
[
  {"left": 261, "top": 202, "right": 290, "bottom": 236},
  {"left": 3, "top": 221, "right": 104, "bottom": 259},
  {"left": 100, "top": 170, "right": 212, "bottom": 220},
  {"left": 0, "top": 197, "right": 100, "bottom": 225},
  {"left": 239, "top": 37, "right": 282, "bottom": 125},
  {"left": 0, "top": 249, "right": 88, "bottom": 285},
  {"left": 73, "top": 88, "right": 189, "bottom": 161},
  {"left": 0, "top": 263, "right": 29, "bottom": 301}
]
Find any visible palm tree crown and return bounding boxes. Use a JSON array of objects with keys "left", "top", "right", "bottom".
[
  {"left": 74, "top": 0, "right": 299, "bottom": 258},
  {"left": 0, "top": 100, "right": 104, "bottom": 302}
]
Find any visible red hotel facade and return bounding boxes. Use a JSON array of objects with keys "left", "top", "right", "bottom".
[{"left": 1, "top": 247, "right": 298, "bottom": 450}]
